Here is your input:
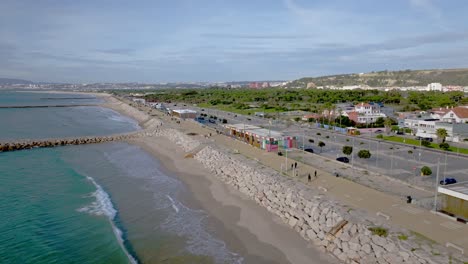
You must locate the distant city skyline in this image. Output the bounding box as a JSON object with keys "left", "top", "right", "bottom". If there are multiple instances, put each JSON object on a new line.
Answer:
{"left": 1, "top": 0, "right": 468, "bottom": 83}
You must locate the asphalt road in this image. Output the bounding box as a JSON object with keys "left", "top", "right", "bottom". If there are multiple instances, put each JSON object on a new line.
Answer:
{"left": 164, "top": 103, "right": 468, "bottom": 188}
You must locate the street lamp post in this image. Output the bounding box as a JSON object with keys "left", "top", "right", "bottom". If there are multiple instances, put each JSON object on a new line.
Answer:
{"left": 433, "top": 158, "right": 441, "bottom": 212}
{"left": 390, "top": 145, "right": 394, "bottom": 175}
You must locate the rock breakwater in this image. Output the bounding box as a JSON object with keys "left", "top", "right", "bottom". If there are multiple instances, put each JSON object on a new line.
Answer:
{"left": 153, "top": 128, "right": 465, "bottom": 264}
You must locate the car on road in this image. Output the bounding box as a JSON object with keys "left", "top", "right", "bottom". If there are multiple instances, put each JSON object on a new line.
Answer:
{"left": 201, "top": 109, "right": 205, "bottom": 111}
{"left": 374, "top": 130, "right": 383, "bottom": 134}
{"left": 208, "top": 119, "right": 216, "bottom": 124}
{"left": 304, "top": 148, "right": 314, "bottom": 153}
{"left": 396, "top": 131, "right": 404, "bottom": 135}
{"left": 440, "top": 178, "right": 457, "bottom": 185}
{"left": 336, "top": 157, "right": 350, "bottom": 163}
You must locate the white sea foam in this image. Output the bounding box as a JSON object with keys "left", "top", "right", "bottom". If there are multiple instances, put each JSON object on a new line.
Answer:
{"left": 78, "top": 176, "right": 138, "bottom": 264}
{"left": 160, "top": 196, "right": 244, "bottom": 264}
{"left": 104, "top": 144, "right": 243, "bottom": 263}
{"left": 166, "top": 195, "right": 180, "bottom": 213}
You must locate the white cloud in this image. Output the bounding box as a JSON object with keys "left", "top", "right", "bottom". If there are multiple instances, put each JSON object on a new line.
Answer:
{"left": 409, "top": 0, "right": 442, "bottom": 21}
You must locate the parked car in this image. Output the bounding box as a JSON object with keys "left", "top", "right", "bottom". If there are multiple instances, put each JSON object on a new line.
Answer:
{"left": 374, "top": 130, "right": 383, "bottom": 134}
{"left": 396, "top": 131, "right": 404, "bottom": 135}
{"left": 201, "top": 109, "right": 205, "bottom": 111}
{"left": 304, "top": 148, "right": 314, "bottom": 153}
{"left": 208, "top": 119, "right": 216, "bottom": 124}
{"left": 440, "top": 178, "right": 457, "bottom": 185}
{"left": 336, "top": 157, "right": 350, "bottom": 163}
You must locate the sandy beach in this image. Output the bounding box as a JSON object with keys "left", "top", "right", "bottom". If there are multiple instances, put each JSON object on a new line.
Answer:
{"left": 94, "top": 94, "right": 336, "bottom": 263}
{"left": 131, "top": 135, "right": 336, "bottom": 264}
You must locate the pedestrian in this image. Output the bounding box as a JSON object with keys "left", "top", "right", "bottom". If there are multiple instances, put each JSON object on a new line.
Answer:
{"left": 314, "top": 170, "right": 317, "bottom": 178}
{"left": 291, "top": 164, "right": 294, "bottom": 170}
{"left": 294, "top": 162, "right": 297, "bottom": 169}
{"left": 308, "top": 174, "right": 311, "bottom": 182}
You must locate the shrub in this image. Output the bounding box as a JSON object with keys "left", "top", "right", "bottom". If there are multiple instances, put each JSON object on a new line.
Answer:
{"left": 342, "top": 146, "right": 353, "bottom": 156}
{"left": 408, "top": 150, "right": 413, "bottom": 154}
{"left": 439, "top": 142, "right": 450, "bottom": 150}
{"left": 316, "top": 132, "right": 321, "bottom": 136}
{"left": 421, "top": 140, "right": 431, "bottom": 147}
{"left": 358, "top": 149, "right": 371, "bottom": 159}
{"left": 368, "top": 227, "right": 388, "bottom": 237}
{"left": 398, "top": 234, "right": 408, "bottom": 240}
{"left": 421, "top": 166, "right": 432, "bottom": 176}
{"left": 308, "top": 139, "right": 314, "bottom": 143}
{"left": 325, "top": 135, "right": 330, "bottom": 139}
{"left": 376, "top": 134, "right": 384, "bottom": 139}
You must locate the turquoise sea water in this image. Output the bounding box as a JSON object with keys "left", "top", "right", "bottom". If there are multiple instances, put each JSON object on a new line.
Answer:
{"left": 0, "top": 91, "right": 243, "bottom": 264}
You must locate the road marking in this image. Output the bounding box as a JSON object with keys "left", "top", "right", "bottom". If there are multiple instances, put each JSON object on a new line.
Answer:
{"left": 344, "top": 194, "right": 351, "bottom": 198}
{"left": 440, "top": 221, "right": 463, "bottom": 230}
{"left": 392, "top": 204, "right": 399, "bottom": 207}
{"left": 356, "top": 198, "right": 363, "bottom": 201}
{"left": 400, "top": 206, "right": 423, "bottom": 215}
{"left": 423, "top": 220, "right": 431, "bottom": 225}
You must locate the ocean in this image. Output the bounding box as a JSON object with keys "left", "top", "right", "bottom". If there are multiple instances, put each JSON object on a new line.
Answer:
{"left": 0, "top": 91, "right": 243, "bottom": 264}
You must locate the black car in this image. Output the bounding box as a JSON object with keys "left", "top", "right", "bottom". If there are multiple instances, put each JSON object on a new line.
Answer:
{"left": 336, "top": 157, "right": 350, "bottom": 163}
{"left": 396, "top": 131, "right": 404, "bottom": 135}
{"left": 304, "top": 148, "right": 314, "bottom": 153}
{"left": 208, "top": 119, "right": 216, "bottom": 124}
{"left": 374, "top": 130, "right": 383, "bottom": 134}
{"left": 440, "top": 178, "right": 457, "bottom": 185}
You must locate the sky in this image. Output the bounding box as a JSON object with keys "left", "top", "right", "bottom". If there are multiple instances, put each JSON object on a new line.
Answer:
{"left": 1, "top": 0, "right": 468, "bottom": 83}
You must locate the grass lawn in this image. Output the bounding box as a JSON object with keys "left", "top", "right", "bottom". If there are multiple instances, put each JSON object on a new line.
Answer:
{"left": 378, "top": 135, "right": 468, "bottom": 154}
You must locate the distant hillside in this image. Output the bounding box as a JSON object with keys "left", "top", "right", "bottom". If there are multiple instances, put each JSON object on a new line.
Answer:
{"left": 0, "top": 78, "right": 33, "bottom": 85}
{"left": 288, "top": 68, "right": 468, "bottom": 88}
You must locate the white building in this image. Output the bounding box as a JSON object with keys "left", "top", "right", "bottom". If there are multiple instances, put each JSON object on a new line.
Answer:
{"left": 354, "top": 103, "right": 382, "bottom": 115}
{"left": 441, "top": 107, "right": 468, "bottom": 123}
{"left": 427, "top": 83, "right": 443, "bottom": 91}
{"left": 132, "top": 98, "right": 146, "bottom": 104}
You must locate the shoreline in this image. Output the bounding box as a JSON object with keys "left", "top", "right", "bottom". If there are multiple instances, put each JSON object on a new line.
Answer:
{"left": 95, "top": 94, "right": 336, "bottom": 263}
{"left": 130, "top": 136, "right": 336, "bottom": 264}
{"left": 95, "top": 93, "right": 467, "bottom": 263}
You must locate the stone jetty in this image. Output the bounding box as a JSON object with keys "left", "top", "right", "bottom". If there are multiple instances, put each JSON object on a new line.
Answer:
{"left": 0, "top": 104, "right": 98, "bottom": 109}
{"left": 0, "top": 129, "right": 159, "bottom": 153}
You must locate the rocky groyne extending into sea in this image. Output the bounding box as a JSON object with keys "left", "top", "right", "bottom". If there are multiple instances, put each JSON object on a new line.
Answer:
{"left": 154, "top": 128, "right": 466, "bottom": 264}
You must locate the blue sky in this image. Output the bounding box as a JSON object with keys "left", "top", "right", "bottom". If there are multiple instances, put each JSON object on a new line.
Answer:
{"left": 1, "top": 0, "right": 468, "bottom": 83}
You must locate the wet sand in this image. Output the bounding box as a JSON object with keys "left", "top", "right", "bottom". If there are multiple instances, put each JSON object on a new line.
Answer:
{"left": 130, "top": 136, "right": 337, "bottom": 264}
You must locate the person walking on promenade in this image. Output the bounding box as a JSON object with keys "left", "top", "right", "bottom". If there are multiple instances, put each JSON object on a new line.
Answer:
{"left": 291, "top": 164, "right": 294, "bottom": 171}
{"left": 308, "top": 174, "right": 311, "bottom": 182}
{"left": 294, "top": 162, "right": 297, "bottom": 169}
{"left": 314, "top": 170, "right": 317, "bottom": 178}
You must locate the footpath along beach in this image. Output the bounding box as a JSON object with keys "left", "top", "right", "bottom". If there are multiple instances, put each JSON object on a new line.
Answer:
{"left": 100, "top": 93, "right": 467, "bottom": 264}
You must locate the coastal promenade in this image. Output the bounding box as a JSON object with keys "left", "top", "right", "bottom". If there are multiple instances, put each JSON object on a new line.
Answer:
{"left": 137, "top": 103, "right": 468, "bottom": 261}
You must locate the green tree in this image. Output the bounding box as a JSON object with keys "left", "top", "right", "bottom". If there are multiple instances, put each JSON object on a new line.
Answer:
{"left": 384, "top": 118, "right": 393, "bottom": 135}
{"left": 420, "top": 166, "right": 432, "bottom": 176}
{"left": 421, "top": 140, "right": 431, "bottom": 147}
{"left": 358, "top": 149, "right": 372, "bottom": 159}
{"left": 439, "top": 142, "right": 450, "bottom": 150}
{"left": 342, "top": 146, "right": 353, "bottom": 156}
{"left": 436, "top": 128, "right": 448, "bottom": 143}
{"left": 318, "top": 141, "right": 326, "bottom": 153}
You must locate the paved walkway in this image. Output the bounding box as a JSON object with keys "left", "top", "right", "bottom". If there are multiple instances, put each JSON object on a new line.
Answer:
{"left": 140, "top": 104, "right": 468, "bottom": 255}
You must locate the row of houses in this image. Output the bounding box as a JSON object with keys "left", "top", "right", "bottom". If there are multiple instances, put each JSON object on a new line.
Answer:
{"left": 400, "top": 106, "right": 468, "bottom": 142}
{"left": 302, "top": 102, "right": 390, "bottom": 125}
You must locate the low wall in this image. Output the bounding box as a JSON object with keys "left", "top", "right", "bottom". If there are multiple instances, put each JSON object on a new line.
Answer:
{"left": 155, "top": 129, "right": 466, "bottom": 264}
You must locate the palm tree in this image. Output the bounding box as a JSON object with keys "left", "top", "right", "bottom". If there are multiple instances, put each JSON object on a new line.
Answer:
{"left": 384, "top": 118, "right": 393, "bottom": 135}
{"left": 436, "top": 128, "right": 448, "bottom": 143}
